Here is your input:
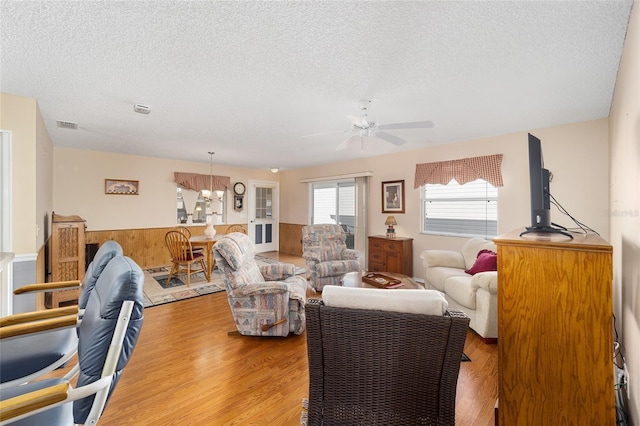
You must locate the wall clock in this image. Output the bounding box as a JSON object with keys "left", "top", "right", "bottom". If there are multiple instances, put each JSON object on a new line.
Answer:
{"left": 233, "top": 182, "right": 246, "bottom": 196}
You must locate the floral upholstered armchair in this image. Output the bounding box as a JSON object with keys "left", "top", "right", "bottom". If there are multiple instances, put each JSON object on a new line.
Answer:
{"left": 301, "top": 224, "right": 361, "bottom": 291}
{"left": 212, "top": 232, "right": 307, "bottom": 337}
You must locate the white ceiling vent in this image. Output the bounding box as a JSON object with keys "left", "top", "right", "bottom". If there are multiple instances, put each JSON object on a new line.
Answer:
{"left": 133, "top": 104, "right": 151, "bottom": 114}
{"left": 56, "top": 120, "right": 78, "bottom": 130}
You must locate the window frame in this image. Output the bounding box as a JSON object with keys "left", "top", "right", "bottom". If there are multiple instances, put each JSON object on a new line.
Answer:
{"left": 420, "top": 178, "right": 498, "bottom": 239}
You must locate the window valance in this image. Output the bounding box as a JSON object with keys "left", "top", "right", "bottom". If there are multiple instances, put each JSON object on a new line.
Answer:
{"left": 414, "top": 154, "right": 504, "bottom": 188}
{"left": 174, "top": 172, "right": 231, "bottom": 192}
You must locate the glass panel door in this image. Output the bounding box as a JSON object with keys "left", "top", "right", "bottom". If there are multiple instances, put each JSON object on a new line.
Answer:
{"left": 311, "top": 180, "right": 356, "bottom": 249}
{"left": 248, "top": 181, "right": 278, "bottom": 252}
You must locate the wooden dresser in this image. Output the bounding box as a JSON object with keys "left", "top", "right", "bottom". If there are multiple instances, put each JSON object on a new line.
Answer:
{"left": 47, "top": 212, "right": 86, "bottom": 308}
{"left": 367, "top": 235, "right": 413, "bottom": 276}
{"left": 494, "top": 228, "right": 614, "bottom": 425}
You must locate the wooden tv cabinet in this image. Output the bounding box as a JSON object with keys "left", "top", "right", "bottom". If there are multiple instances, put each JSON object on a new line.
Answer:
{"left": 494, "top": 229, "right": 614, "bottom": 425}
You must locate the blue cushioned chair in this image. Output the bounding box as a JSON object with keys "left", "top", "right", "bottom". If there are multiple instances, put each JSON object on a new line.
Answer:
{"left": 0, "top": 241, "right": 123, "bottom": 389}
{"left": 0, "top": 255, "right": 144, "bottom": 425}
{"left": 302, "top": 224, "right": 361, "bottom": 291}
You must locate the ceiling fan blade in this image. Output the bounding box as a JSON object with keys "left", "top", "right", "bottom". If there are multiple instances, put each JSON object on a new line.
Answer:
{"left": 336, "top": 135, "right": 360, "bottom": 151}
{"left": 376, "top": 131, "right": 407, "bottom": 146}
{"left": 378, "top": 120, "right": 435, "bottom": 130}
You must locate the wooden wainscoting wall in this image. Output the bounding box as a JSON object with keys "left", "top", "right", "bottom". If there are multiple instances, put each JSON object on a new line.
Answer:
{"left": 86, "top": 225, "right": 221, "bottom": 269}
{"left": 279, "top": 223, "right": 304, "bottom": 256}
{"left": 87, "top": 223, "right": 300, "bottom": 269}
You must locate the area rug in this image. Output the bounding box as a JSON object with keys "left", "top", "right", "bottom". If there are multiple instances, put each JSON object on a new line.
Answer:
{"left": 143, "top": 266, "right": 225, "bottom": 308}
{"left": 144, "top": 257, "right": 305, "bottom": 308}
{"left": 154, "top": 274, "right": 187, "bottom": 289}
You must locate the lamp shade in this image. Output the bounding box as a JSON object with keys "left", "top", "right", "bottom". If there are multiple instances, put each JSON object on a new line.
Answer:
{"left": 385, "top": 216, "right": 397, "bottom": 226}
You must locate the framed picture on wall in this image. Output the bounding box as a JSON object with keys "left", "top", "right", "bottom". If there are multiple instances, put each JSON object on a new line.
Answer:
{"left": 382, "top": 180, "right": 405, "bottom": 213}
{"left": 105, "top": 179, "right": 139, "bottom": 195}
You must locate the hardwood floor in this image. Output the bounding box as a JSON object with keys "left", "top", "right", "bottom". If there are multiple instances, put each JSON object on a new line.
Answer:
{"left": 100, "top": 252, "right": 498, "bottom": 425}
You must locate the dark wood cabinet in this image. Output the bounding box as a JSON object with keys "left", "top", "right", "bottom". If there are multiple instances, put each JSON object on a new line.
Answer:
{"left": 367, "top": 235, "right": 413, "bottom": 276}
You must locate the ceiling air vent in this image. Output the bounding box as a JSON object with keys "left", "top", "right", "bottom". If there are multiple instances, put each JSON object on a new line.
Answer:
{"left": 133, "top": 104, "right": 151, "bottom": 114}
{"left": 56, "top": 120, "right": 78, "bottom": 130}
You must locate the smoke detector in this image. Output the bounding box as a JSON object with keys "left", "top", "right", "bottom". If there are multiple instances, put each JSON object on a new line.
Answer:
{"left": 133, "top": 104, "right": 151, "bottom": 114}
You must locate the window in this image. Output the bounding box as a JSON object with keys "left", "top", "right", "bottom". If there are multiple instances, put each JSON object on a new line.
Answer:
{"left": 421, "top": 178, "right": 497, "bottom": 238}
{"left": 311, "top": 180, "right": 356, "bottom": 249}
{"left": 176, "top": 186, "right": 225, "bottom": 225}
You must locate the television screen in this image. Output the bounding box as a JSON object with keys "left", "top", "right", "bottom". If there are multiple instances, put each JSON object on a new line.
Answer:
{"left": 528, "top": 133, "right": 551, "bottom": 228}
{"left": 521, "top": 133, "right": 572, "bottom": 239}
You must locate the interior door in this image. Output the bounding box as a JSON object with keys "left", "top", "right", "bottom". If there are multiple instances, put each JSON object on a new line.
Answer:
{"left": 1, "top": 130, "right": 13, "bottom": 317}
{"left": 248, "top": 180, "right": 279, "bottom": 253}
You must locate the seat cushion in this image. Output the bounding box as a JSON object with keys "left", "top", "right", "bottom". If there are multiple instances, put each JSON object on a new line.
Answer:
{"left": 316, "top": 260, "right": 360, "bottom": 277}
{"left": 425, "top": 266, "right": 470, "bottom": 292}
{"left": 0, "top": 329, "right": 78, "bottom": 383}
{"left": 322, "top": 286, "right": 448, "bottom": 315}
{"left": 443, "top": 275, "right": 476, "bottom": 309}
{"left": 0, "top": 378, "right": 73, "bottom": 425}
{"left": 187, "top": 252, "right": 205, "bottom": 261}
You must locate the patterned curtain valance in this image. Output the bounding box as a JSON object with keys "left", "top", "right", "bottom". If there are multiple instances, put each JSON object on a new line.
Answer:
{"left": 174, "top": 172, "right": 231, "bottom": 192}
{"left": 414, "top": 154, "right": 504, "bottom": 188}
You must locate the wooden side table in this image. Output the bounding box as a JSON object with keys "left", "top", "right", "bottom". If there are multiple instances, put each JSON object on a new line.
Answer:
{"left": 367, "top": 235, "right": 413, "bottom": 276}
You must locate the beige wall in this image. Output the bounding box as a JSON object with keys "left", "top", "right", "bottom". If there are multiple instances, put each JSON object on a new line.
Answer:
{"left": 53, "top": 147, "right": 280, "bottom": 231}
{"left": 0, "top": 93, "right": 39, "bottom": 254}
{"left": 55, "top": 118, "right": 610, "bottom": 275}
{"left": 35, "top": 98, "right": 53, "bottom": 249}
{"left": 609, "top": 1, "right": 639, "bottom": 422}
{"left": 281, "top": 119, "right": 610, "bottom": 276}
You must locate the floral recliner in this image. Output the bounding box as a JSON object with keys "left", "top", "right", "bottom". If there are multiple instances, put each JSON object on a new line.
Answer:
{"left": 212, "top": 232, "right": 307, "bottom": 337}
{"left": 302, "top": 224, "right": 361, "bottom": 291}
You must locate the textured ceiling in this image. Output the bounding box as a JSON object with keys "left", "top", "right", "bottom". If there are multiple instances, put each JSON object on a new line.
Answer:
{"left": 0, "top": 1, "right": 633, "bottom": 171}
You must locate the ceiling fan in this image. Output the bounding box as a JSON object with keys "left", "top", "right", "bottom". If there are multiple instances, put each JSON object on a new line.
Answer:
{"left": 304, "top": 100, "right": 434, "bottom": 151}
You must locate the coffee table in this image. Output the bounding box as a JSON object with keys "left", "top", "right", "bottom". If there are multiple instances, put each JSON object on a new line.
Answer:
{"left": 342, "top": 271, "right": 424, "bottom": 290}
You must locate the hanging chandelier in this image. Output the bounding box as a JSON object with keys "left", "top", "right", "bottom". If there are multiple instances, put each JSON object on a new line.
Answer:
{"left": 204, "top": 151, "right": 224, "bottom": 202}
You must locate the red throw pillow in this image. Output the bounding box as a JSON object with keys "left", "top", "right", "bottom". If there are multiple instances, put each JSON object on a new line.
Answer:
{"left": 465, "top": 249, "right": 497, "bottom": 275}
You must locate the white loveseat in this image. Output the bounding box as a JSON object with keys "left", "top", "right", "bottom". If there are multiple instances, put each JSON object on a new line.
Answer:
{"left": 420, "top": 238, "right": 498, "bottom": 341}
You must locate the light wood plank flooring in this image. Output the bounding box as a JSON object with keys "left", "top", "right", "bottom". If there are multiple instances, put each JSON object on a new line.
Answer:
{"left": 100, "top": 252, "right": 498, "bottom": 425}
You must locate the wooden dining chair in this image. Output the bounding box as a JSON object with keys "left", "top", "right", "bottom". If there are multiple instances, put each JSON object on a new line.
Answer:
{"left": 173, "top": 226, "right": 203, "bottom": 254}
{"left": 164, "top": 230, "right": 207, "bottom": 286}
{"left": 226, "top": 224, "right": 247, "bottom": 234}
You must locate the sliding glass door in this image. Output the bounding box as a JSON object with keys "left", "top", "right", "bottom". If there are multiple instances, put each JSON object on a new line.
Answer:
{"left": 310, "top": 178, "right": 367, "bottom": 252}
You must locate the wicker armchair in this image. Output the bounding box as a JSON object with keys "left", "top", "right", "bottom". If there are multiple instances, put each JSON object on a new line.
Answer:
{"left": 305, "top": 286, "right": 470, "bottom": 426}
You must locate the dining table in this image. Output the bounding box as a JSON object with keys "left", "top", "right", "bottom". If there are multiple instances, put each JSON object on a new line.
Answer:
{"left": 189, "top": 234, "right": 221, "bottom": 282}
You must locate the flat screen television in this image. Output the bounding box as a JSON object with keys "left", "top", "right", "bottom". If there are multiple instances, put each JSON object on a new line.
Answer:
{"left": 520, "top": 133, "right": 572, "bottom": 239}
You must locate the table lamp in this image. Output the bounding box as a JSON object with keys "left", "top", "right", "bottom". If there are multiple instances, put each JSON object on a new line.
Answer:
{"left": 385, "top": 216, "right": 397, "bottom": 239}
